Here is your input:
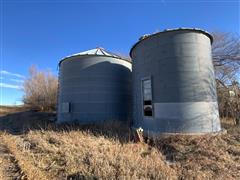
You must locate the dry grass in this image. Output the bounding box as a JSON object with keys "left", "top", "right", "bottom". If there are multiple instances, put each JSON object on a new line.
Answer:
{"left": 0, "top": 107, "right": 239, "bottom": 180}
{"left": 0, "top": 129, "right": 176, "bottom": 180}
{"left": 152, "top": 130, "right": 240, "bottom": 179}
{"left": 0, "top": 139, "right": 26, "bottom": 180}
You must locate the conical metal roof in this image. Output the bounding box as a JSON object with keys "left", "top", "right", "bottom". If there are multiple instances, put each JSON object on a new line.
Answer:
{"left": 59, "top": 47, "right": 131, "bottom": 66}
{"left": 130, "top": 28, "right": 213, "bottom": 58}
{"left": 71, "top": 47, "right": 118, "bottom": 57}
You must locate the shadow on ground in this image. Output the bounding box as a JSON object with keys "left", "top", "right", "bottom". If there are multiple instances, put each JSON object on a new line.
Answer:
{"left": 0, "top": 110, "right": 56, "bottom": 135}
{"left": 0, "top": 109, "right": 131, "bottom": 143}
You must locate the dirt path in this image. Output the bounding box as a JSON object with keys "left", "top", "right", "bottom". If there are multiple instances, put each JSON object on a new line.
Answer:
{"left": 0, "top": 137, "right": 27, "bottom": 180}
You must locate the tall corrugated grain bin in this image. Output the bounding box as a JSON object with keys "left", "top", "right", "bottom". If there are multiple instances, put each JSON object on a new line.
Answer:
{"left": 57, "top": 48, "right": 132, "bottom": 124}
{"left": 130, "top": 28, "right": 221, "bottom": 134}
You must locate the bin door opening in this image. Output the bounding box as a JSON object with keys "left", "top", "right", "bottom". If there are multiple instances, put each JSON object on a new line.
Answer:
{"left": 142, "top": 78, "right": 153, "bottom": 117}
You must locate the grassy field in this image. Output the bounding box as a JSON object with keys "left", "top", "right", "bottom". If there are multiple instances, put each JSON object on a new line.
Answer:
{"left": 0, "top": 106, "right": 239, "bottom": 180}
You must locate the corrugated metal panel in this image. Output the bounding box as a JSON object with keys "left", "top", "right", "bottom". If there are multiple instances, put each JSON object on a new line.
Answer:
{"left": 131, "top": 28, "right": 221, "bottom": 134}
{"left": 57, "top": 50, "right": 132, "bottom": 124}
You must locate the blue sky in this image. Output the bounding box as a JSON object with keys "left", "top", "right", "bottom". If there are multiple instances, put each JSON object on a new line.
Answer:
{"left": 0, "top": 0, "right": 239, "bottom": 105}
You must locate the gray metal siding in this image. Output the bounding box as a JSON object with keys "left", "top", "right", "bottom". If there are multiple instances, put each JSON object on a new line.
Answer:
{"left": 132, "top": 30, "right": 221, "bottom": 134}
{"left": 57, "top": 56, "right": 132, "bottom": 124}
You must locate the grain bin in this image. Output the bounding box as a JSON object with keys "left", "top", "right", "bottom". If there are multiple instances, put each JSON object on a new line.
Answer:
{"left": 130, "top": 28, "right": 221, "bottom": 134}
{"left": 57, "top": 48, "right": 132, "bottom": 124}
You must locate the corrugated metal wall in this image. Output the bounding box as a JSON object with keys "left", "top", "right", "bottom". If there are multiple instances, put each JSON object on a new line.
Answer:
{"left": 57, "top": 55, "right": 132, "bottom": 124}
{"left": 131, "top": 29, "right": 221, "bottom": 134}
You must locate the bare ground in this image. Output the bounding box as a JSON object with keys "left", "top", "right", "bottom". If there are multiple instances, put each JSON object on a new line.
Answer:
{"left": 0, "top": 106, "right": 239, "bottom": 180}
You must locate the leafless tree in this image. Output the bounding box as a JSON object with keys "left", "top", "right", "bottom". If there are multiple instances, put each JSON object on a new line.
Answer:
{"left": 212, "top": 32, "right": 240, "bottom": 124}
{"left": 212, "top": 32, "right": 240, "bottom": 84}
{"left": 23, "top": 65, "right": 58, "bottom": 111}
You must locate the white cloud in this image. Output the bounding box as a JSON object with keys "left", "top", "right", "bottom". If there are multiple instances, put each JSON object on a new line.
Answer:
{"left": 9, "top": 78, "right": 24, "bottom": 83}
{"left": 0, "top": 70, "right": 25, "bottom": 79}
{"left": 0, "top": 83, "right": 23, "bottom": 90}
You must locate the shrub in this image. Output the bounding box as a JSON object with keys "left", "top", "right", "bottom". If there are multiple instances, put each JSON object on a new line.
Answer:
{"left": 23, "top": 65, "right": 58, "bottom": 111}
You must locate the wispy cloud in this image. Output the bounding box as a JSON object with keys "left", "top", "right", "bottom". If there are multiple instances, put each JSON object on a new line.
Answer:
{"left": 0, "top": 70, "right": 25, "bottom": 79}
{"left": 9, "top": 78, "right": 24, "bottom": 83}
{"left": 0, "top": 82, "right": 23, "bottom": 90}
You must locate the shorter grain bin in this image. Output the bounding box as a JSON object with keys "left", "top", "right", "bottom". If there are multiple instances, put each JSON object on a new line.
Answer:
{"left": 130, "top": 28, "right": 221, "bottom": 134}
{"left": 57, "top": 48, "right": 132, "bottom": 124}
